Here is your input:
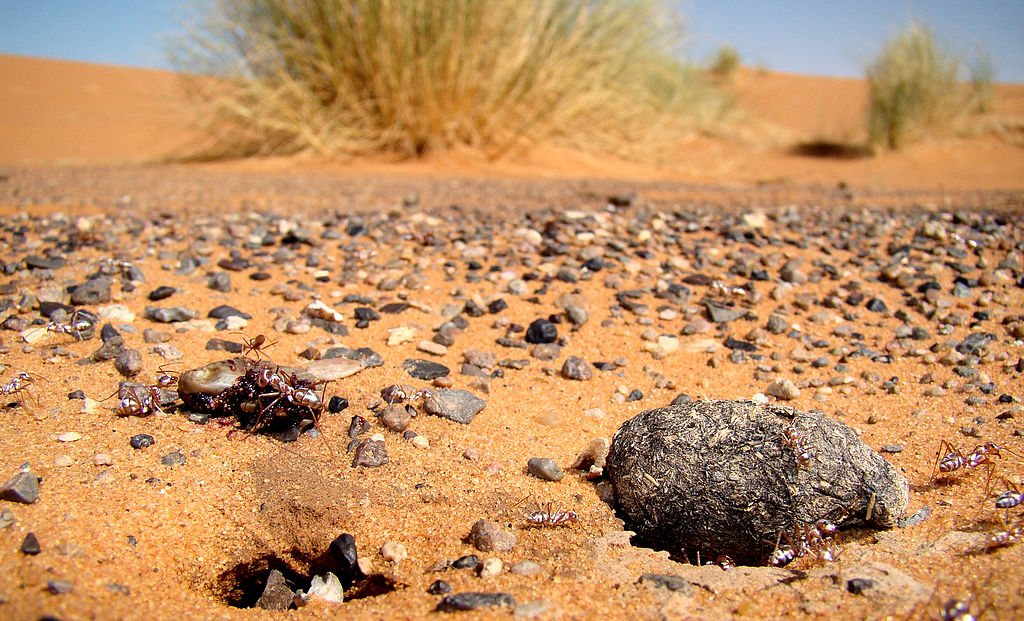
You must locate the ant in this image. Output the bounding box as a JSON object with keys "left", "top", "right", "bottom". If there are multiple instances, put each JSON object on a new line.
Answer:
{"left": 36, "top": 309, "right": 95, "bottom": 342}
{"left": 512, "top": 495, "right": 579, "bottom": 528}
{"left": 765, "top": 519, "right": 840, "bottom": 567}
{"left": 985, "top": 513, "right": 1024, "bottom": 551}
{"left": 112, "top": 384, "right": 164, "bottom": 417}
{"left": 97, "top": 257, "right": 136, "bottom": 280}
{"left": 781, "top": 426, "right": 816, "bottom": 469}
{"left": 0, "top": 371, "right": 46, "bottom": 406}
{"left": 994, "top": 480, "right": 1022, "bottom": 510}
{"left": 154, "top": 362, "right": 180, "bottom": 389}
{"left": 931, "top": 440, "right": 1017, "bottom": 494}
{"left": 380, "top": 384, "right": 439, "bottom": 413}
{"left": 238, "top": 333, "right": 276, "bottom": 361}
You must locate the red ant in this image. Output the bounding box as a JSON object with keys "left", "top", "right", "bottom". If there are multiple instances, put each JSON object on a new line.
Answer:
{"left": 238, "top": 333, "right": 276, "bottom": 361}
{"left": 781, "top": 427, "right": 816, "bottom": 469}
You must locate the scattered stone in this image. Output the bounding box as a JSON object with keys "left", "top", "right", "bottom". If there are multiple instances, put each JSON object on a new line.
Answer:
{"left": 352, "top": 438, "right": 389, "bottom": 468}
{"left": 93, "top": 453, "right": 113, "bottom": 466}
{"left": 130, "top": 434, "right": 155, "bottom": 449}
{"left": 525, "top": 318, "right": 558, "bottom": 344}
{"left": 328, "top": 396, "right": 349, "bottom": 413}
{"left": 403, "top": 359, "right": 450, "bottom": 380}
{"left": 479, "top": 557, "right": 502, "bottom": 578}
{"left": 606, "top": 400, "right": 909, "bottom": 564}
{"left": 207, "top": 271, "right": 231, "bottom": 292}
{"left": 327, "top": 533, "right": 362, "bottom": 588}
{"left": 144, "top": 306, "right": 198, "bottom": 323}
{"left": 510, "top": 561, "right": 541, "bottom": 577}
{"left": 114, "top": 348, "right": 142, "bottom": 377}
{"left": 148, "top": 286, "right": 175, "bottom": 301}
{"left": 47, "top": 579, "right": 74, "bottom": 595}
{"left": 256, "top": 569, "right": 294, "bottom": 610}
{"left": 898, "top": 506, "right": 931, "bottom": 528}
{"left": 767, "top": 378, "right": 801, "bottom": 400}
{"left": 306, "top": 572, "right": 344, "bottom": 604}
{"left": 381, "top": 541, "right": 408, "bottom": 563}
{"left": 422, "top": 389, "right": 486, "bottom": 424}
{"left": 206, "top": 338, "right": 243, "bottom": 353}
{"left": 436, "top": 592, "right": 516, "bottom": 612}
{"left": 306, "top": 357, "right": 364, "bottom": 381}
{"left": 560, "top": 356, "right": 593, "bottom": 381}
{"left": 466, "top": 520, "right": 517, "bottom": 552}
{"left": 452, "top": 555, "right": 480, "bottom": 569}
{"left": 207, "top": 305, "right": 251, "bottom": 320}
{"left": 70, "top": 277, "right": 112, "bottom": 305}
{"left": 527, "top": 457, "right": 563, "bottom": 481}
{"left": 418, "top": 340, "right": 448, "bottom": 356}
{"left": 380, "top": 405, "right": 411, "bottom": 432}
{"left": 429, "top": 580, "right": 453, "bottom": 595}
{"left": 21, "top": 532, "right": 41, "bottom": 555}
{"left": 161, "top": 451, "right": 187, "bottom": 468}
{"left": 57, "top": 432, "right": 82, "bottom": 442}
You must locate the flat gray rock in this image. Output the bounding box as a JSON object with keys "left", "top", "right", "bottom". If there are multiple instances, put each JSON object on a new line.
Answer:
{"left": 606, "top": 400, "right": 909, "bottom": 565}
{"left": 422, "top": 389, "right": 486, "bottom": 424}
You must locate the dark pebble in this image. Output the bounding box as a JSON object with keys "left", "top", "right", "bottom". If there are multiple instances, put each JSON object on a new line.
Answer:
{"left": 428, "top": 580, "right": 453, "bottom": 595}
{"left": 379, "top": 302, "right": 408, "bottom": 314}
{"left": 880, "top": 445, "right": 904, "bottom": 453}
{"left": 90, "top": 339, "right": 124, "bottom": 362}
{"left": 525, "top": 318, "right": 558, "bottom": 344}
{"left": 207, "top": 305, "right": 251, "bottom": 320}
{"left": 144, "top": 306, "right": 197, "bottom": 323}
{"left": 724, "top": 337, "right": 758, "bottom": 352}
{"left": 25, "top": 255, "right": 66, "bottom": 270}
{"left": 527, "top": 457, "right": 564, "bottom": 481}
{"left": 161, "top": 451, "right": 187, "bottom": 468}
{"left": 560, "top": 356, "right": 593, "bottom": 381}
{"left": 67, "top": 390, "right": 85, "bottom": 400}
{"left": 205, "top": 338, "right": 243, "bottom": 353}
{"left": 206, "top": 271, "right": 232, "bottom": 292}
{"left": 352, "top": 438, "right": 389, "bottom": 468}
{"left": 70, "top": 277, "right": 112, "bottom": 305}
{"left": 329, "top": 396, "right": 349, "bottom": 413}
{"left": 0, "top": 471, "right": 40, "bottom": 504}
{"left": 147, "top": 286, "right": 175, "bottom": 301}
{"left": 250, "top": 271, "right": 271, "bottom": 281}
{"left": 452, "top": 554, "right": 480, "bottom": 569}
{"left": 47, "top": 579, "right": 73, "bottom": 595}
{"left": 847, "top": 577, "right": 875, "bottom": 595}
{"left": 403, "top": 359, "right": 450, "bottom": 380}
{"left": 114, "top": 349, "right": 143, "bottom": 378}
{"left": 348, "top": 415, "right": 369, "bottom": 438}
{"left": 671, "top": 393, "right": 691, "bottom": 405}
{"left": 38, "top": 301, "right": 74, "bottom": 319}
{"left": 328, "top": 533, "right": 362, "bottom": 587}
{"left": 354, "top": 307, "right": 381, "bottom": 322}
{"left": 625, "top": 389, "right": 644, "bottom": 402}
{"left": 217, "top": 258, "right": 248, "bottom": 271}
{"left": 21, "top": 532, "right": 40, "bottom": 555}
{"left": 380, "top": 404, "right": 411, "bottom": 432}
{"left": 100, "top": 324, "right": 121, "bottom": 343}
{"left": 593, "top": 362, "right": 616, "bottom": 371}
{"left": 436, "top": 592, "right": 515, "bottom": 612}
{"left": 130, "top": 434, "right": 155, "bottom": 449}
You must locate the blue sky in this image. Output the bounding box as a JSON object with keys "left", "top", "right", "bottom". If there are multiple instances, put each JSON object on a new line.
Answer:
{"left": 1, "top": 0, "right": 1022, "bottom": 82}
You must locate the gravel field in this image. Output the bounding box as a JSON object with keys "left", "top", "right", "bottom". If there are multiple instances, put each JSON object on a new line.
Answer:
{"left": 0, "top": 165, "right": 1023, "bottom": 620}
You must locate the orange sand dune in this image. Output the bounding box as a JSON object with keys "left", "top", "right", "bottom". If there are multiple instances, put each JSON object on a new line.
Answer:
{"left": 1, "top": 54, "right": 1022, "bottom": 191}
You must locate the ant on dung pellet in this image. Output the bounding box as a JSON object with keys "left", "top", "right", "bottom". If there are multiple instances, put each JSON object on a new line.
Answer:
{"left": 781, "top": 426, "right": 817, "bottom": 469}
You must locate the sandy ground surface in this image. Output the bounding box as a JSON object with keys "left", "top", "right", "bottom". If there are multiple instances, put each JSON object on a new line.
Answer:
{"left": 0, "top": 56, "right": 1023, "bottom": 621}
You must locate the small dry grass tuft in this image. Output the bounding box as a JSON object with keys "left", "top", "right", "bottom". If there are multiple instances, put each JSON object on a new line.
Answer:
{"left": 170, "top": 0, "right": 731, "bottom": 162}
{"left": 866, "top": 21, "right": 996, "bottom": 151}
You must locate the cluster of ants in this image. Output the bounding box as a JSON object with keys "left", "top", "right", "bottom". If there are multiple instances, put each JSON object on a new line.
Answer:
{"left": 766, "top": 518, "right": 841, "bottom": 568}
{"left": 930, "top": 439, "right": 1023, "bottom": 553}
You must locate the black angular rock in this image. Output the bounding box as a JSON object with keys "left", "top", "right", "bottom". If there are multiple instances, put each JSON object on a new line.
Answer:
{"left": 130, "top": 434, "right": 155, "bottom": 449}
{"left": 327, "top": 533, "right": 362, "bottom": 587}
{"left": 21, "top": 532, "right": 40, "bottom": 555}
{"left": 147, "top": 286, "right": 176, "bottom": 301}
{"left": 402, "top": 359, "right": 450, "bottom": 380}
{"left": 525, "top": 318, "right": 558, "bottom": 344}
{"left": 428, "top": 580, "right": 453, "bottom": 595}
{"left": 207, "top": 305, "right": 251, "bottom": 320}
{"left": 435, "top": 592, "right": 515, "bottom": 612}
{"left": 328, "top": 396, "right": 349, "bottom": 413}
{"left": 206, "top": 338, "right": 244, "bottom": 353}
{"left": 724, "top": 337, "right": 758, "bottom": 352}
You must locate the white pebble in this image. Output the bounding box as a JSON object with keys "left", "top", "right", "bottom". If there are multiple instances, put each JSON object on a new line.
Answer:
{"left": 93, "top": 454, "right": 113, "bottom": 466}
{"left": 381, "top": 542, "right": 407, "bottom": 563}
{"left": 57, "top": 432, "right": 82, "bottom": 442}
{"left": 411, "top": 435, "right": 429, "bottom": 449}
{"left": 54, "top": 455, "right": 73, "bottom": 467}
{"left": 480, "top": 557, "right": 503, "bottom": 578}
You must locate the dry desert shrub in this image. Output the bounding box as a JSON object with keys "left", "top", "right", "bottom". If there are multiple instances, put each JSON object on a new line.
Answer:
{"left": 866, "top": 21, "right": 995, "bottom": 150}
{"left": 170, "top": 0, "right": 731, "bottom": 162}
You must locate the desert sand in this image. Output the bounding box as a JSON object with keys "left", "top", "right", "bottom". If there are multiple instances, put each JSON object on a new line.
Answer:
{"left": 0, "top": 55, "right": 1023, "bottom": 621}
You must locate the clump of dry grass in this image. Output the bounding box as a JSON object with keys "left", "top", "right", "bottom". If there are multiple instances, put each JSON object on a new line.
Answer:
{"left": 866, "top": 21, "right": 995, "bottom": 150}
{"left": 171, "top": 0, "right": 731, "bottom": 162}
